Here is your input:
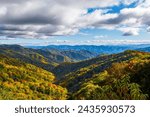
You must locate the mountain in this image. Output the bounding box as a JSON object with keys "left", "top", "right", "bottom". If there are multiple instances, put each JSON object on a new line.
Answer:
{"left": 137, "top": 47, "right": 150, "bottom": 52}
{"left": 0, "top": 45, "right": 96, "bottom": 70}
{"left": 28, "top": 44, "right": 150, "bottom": 54}
{"left": 60, "top": 50, "right": 96, "bottom": 61}
{"left": 53, "top": 50, "right": 150, "bottom": 100}
{"left": 1, "top": 44, "right": 150, "bottom": 100}
{"left": 0, "top": 54, "right": 67, "bottom": 100}
{"left": 53, "top": 50, "right": 139, "bottom": 82}
{"left": 0, "top": 45, "right": 59, "bottom": 71}
{"left": 72, "top": 56, "right": 150, "bottom": 100}
{"left": 0, "top": 45, "right": 88, "bottom": 71}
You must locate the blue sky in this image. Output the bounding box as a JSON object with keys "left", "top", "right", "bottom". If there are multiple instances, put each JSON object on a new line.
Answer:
{"left": 0, "top": 0, "right": 150, "bottom": 45}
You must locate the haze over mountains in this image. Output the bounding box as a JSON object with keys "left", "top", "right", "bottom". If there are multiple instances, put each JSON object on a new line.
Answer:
{"left": 28, "top": 44, "right": 150, "bottom": 54}
{"left": 0, "top": 44, "right": 150, "bottom": 100}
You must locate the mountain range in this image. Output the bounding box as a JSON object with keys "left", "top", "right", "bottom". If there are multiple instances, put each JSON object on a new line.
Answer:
{"left": 0, "top": 44, "right": 150, "bottom": 100}
{"left": 28, "top": 44, "right": 150, "bottom": 54}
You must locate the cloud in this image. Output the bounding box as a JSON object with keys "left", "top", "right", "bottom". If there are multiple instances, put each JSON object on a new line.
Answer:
{"left": 119, "top": 27, "right": 139, "bottom": 36}
{"left": 78, "top": 32, "right": 90, "bottom": 36}
{"left": 120, "top": 0, "right": 144, "bottom": 5}
{"left": 0, "top": 0, "right": 150, "bottom": 39}
{"left": 94, "top": 35, "right": 107, "bottom": 39}
{"left": 85, "top": 1, "right": 150, "bottom": 36}
{"left": 84, "top": 39, "right": 150, "bottom": 45}
{"left": 147, "top": 27, "right": 150, "bottom": 32}
{"left": 85, "top": 39, "right": 150, "bottom": 45}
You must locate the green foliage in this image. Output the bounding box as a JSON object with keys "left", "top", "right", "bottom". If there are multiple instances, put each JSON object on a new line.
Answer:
{"left": 0, "top": 55, "right": 67, "bottom": 100}
{"left": 1, "top": 45, "right": 150, "bottom": 100}
{"left": 72, "top": 69, "right": 148, "bottom": 100}
{"left": 58, "top": 51, "right": 150, "bottom": 100}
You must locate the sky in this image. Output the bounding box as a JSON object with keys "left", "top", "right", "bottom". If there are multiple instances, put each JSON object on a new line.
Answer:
{"left": 0, "top": 0, "right": 150, "bottom": 45}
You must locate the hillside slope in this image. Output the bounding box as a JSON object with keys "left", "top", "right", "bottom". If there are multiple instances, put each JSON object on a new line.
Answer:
{"left": 53, "top": 50, "right": 139, "bottom": 81}
{"left": 72, "top": 55, "right": 150, "bottom": 100}
{"left": 53, "top": 51, "right": 150, "bottom": 100}
{"left": 0, "top": 45, "right": 96, "bottom": 71}
{"left": 0, "top": 45, "right": 73, "bottom": 71}
{"left": 0, "top": 54, "right": 67, "bottom": 100}
{"left": 1, "top": 45, "right": 150, "bottom": 100}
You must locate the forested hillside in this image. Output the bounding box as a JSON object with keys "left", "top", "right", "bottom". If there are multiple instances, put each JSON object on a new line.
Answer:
{"left": 0, "top": 45, "right": 96, "bottom": 70}
{"left": 0, "top": 54, "right": 67, "bottom": 100}
{"left": 54, "top": 50, "right": 150, "bottom": 100}
{"left": 71, "top": 56, "right": 150, "bottom": 99}
{"left": 53, "top": 50, "right": 140, "bottom": 81}
{"left": 0, "top": 45, "right": 150, "bottom": 100}
{"left": 0, "top": 45, "right": 73, "bottom": 71}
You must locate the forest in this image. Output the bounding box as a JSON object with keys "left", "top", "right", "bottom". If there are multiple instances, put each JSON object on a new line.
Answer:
{"left": 0, "top": 45, "right": 150, "bottom": 100}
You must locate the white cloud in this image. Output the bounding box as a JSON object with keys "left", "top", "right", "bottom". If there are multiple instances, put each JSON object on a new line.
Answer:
{"left": 138, "top": 0, "right": 150, "bottom": 7}
{"left": 94, "top": 35, "right": 107, "bottom": 39}
{"left": 121, "top": 0, "right": 139, "bottom": 5}
{"left": 0, "top": 7, "right": 7, "bottom": 16}
{"left": 84, "top": 39, "right": 150, "bottom": 45}
{"left": 119, "top": 27, "right": 140, "bottom": 36}
{"left": 147, "top": 27, "right": 150, "bottom": 32}
{"left": 78, "top": 32, "right": 89, "bottom": 36}
{"left": 0, "top": 0, "right": 150, "bottom": 38}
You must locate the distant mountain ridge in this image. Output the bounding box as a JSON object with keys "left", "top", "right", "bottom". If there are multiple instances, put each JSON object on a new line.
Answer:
{"left": 0, "top": 45, "right": 60, "bottom": 71}
{"left": 28, "top": 44, "right": 150, "bottom": 55}
{"left": 137, "top": 47, "right": 150, "bottom": 52}
{"left": 0, "top": 45, "right": 97, "bottom": 70}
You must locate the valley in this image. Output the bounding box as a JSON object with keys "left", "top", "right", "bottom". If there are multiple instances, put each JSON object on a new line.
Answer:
{"left": 0, "top": 44, "right": 150, "bottom": 100}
